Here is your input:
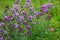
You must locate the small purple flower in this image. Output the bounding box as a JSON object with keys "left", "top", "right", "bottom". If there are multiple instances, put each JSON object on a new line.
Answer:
{"left": 4, "top": 16, "right": 9, "bottom": 21}
{"left": 3, "top": 30, "right": 7, "bottom": 34}
{"left": 0, "top": 30, "right": 6, "bottom": 34}
{"left": 14, "top": 23, "right": 20, "bottom": 28}
{"left": 13, "top": 4, "right": 19, "bottom": 10}
{"left": 26, "top": 2, "right": 31, "bottom": 6}
{"left": 41, "top": 5, "right": 48, "bottom": 13}
{"left": 41, "top": 3, "right": 54, "bottom": 9}
{"left": 9, "top": 16, "right": 14, "bottom": 20}
{"left": 26, "top": 0, "right": 32, "bottom": 7}
{"left": 38, "top": 12, "right": 43, "bottom": 16}
{"left": 20, "top": 11, "right": 27, "bottom": 14}
{"left": 0, "top": 30, "right": 3, "bottom": 33}
{"left": 44, "top": 9, "right": 49, "bottom": 13}
{"left": 0, "top": 22, "right": 5, "bottom": 27}
{"left": 0, "top": 23, "right": 1, "bottom": 27}
{"left": 41, "top": 5, "right": 48, "bottom": 9}
{"left": 29, "top": 7, "right": 34, "bottom": 11}
{"left": 29, "top": 16, "right": 34, "bottom": 20}
{"left": 26, "top": 12, "right": 28, "bottom": 15}
{"left": 14, "top": 12, "right": 19, "bottom": 16}
{"left": 17, "top": 16, "right": 24, "bottom": 22}
{"left": 26, "top": 25, "right": 31, "bottom": 30}
{"left": 17, "top": 18, "right": 22, "bottom": 22}
{"left": 10, "top": 8, "right": 15, "bottom": 14}
{"left": 40, "top": 3, "right": 54, "bottom": 13}
{"left": 45, "top": 3, "right": 54, "bottom": 8}
{"left": 23, "top": 21, "right": 27, "bottom": 25}
{"left": 0, "top": 37, "right": 3, "bottom": 40}
{"left": 34, "top": 11, "right": 38, "bottom": 15}
{"left": 19, "top": 16, "right": 24, "bottom": 20}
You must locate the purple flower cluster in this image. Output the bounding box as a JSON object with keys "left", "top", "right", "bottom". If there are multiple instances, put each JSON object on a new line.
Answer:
{"left": 0, "top": 20, "right": 6, "bottom": 40}
{"left": 0, "top": 0, "right": 54, "bottom": 39}
{"left": 40, "top": 3, "right": 54, "bottom": 13}
{"left": 4, "top": 15, "right": 14, "bottom": 21}
{"left": 0, "top": 30, "right": 6, "bottom": 40}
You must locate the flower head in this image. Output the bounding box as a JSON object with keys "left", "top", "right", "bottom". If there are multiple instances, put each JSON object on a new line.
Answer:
{"left": 26, "top": 25, "right": 31, "bottom": 30}
{"left": 40, "top": 3, "right": 54, "bottom": 13}
{"left": 45, "top": 3, "right": 54, "bottom": 8}
{"left": 29, "top": 6, "right": 34, "bottom": 11}
{"left": 0, "top": 22, "right": 5, "bottom": 27}
{"left": 23, "top": 21, "right": 27, "bottom": 25}
{"left": 10, "top": 8, "right": 15, "bottom": 14}
{"left": 14, "top": 23, "right": 20, "bottom": 28}
{"left": 13, "top": 4, "right": 19, "bottom": 10}
{"left": 34, "top": 11, "right": 38, "bottom": 15}
{"left": 38, "top": 12, "right": 43, "bottom": 16}
{"left": 20, "top": 11, "right": 27, "bottom": 14}
{"left": 0, "top": 37, "right": 3, "bottom": 40}
{"left": 19, "top": 16, "right": 24, "bottom": 20}
{"left": 4, "top": 16, "right": 9, "bottom": 21}
{"left": 14, "top": 12, "right": 19, "bottom": 16}
{"left": 0, "top": 30, "right": 6, "bottom": 34}
{"left": 29, "top": 16, "right": 34, "bottom": 20}
{"left": 26, "top": 0, "right": 32, "bottom": 7}
{"left": 17, "top": 16, "right": 24, "bottom": 22}
{"left": 9, "top": 16, "right": 14, "bottom": 20}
